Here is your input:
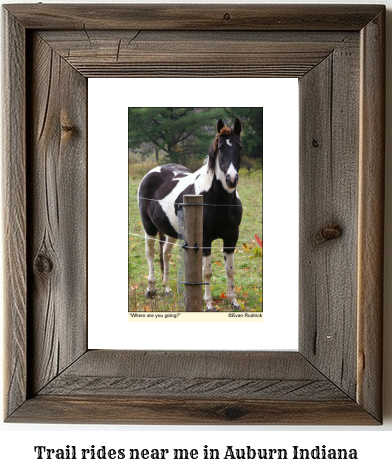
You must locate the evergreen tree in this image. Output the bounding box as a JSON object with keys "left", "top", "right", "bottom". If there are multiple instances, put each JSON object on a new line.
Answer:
{"left": 128, "top": 107, "right": 224, "bottom": 165}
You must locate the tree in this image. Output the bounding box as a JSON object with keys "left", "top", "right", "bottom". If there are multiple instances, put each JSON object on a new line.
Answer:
{"left": 128, "top": 107, "right": 224, "bottom": 165}
{"left": 225, "top": 107, "right": 263, "bottom": 165}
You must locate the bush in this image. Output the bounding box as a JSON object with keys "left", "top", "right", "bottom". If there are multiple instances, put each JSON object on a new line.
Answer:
{"left": 241, "top": 156, "right": 263, "bottom": 171}
{"left": 239, "top": 168, "right": 263, "bottom": 181}
{"left": 184, "top": 156, "right": 207, "bottom": 172}
{"left": 129, "top": 161, "right": 159, "bottom": 180}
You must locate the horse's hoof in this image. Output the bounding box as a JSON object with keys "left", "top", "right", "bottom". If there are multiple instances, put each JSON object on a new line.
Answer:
{"left": 231, "top": 301, "right": 241, "bottom": 310}
{"left": 145, "top": 289, "right": 156, "bottom": 298}
{"left": 164, "top": 290, "right": 172, "bottom": 298}
{"left": 205, "top": 305, "right": 217, "bottom": 312}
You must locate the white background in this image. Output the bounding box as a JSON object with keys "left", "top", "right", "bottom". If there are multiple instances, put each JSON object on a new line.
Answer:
{"left": 88, "top": 77, "right": 299, "bottom": 350}
{"left": 1, "top": 0, "right": 391, "bottom": 472}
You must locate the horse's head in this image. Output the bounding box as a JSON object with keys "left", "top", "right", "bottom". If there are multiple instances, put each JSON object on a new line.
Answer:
{"left": 209, "top": 118, "right": 242, "bottom": 192}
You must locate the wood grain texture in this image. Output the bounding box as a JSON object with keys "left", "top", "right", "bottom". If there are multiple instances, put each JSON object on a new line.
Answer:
{"left": 299, "top": 40, "right": 360, "bottom": 399}
{"left": 11, "top": 351, "right": 380, "bottom": 424}
{"left": 52, "top": 350, "right": 321, "bottom": 379}
{"left": 357, "top": 9, "right": 385, "bottom": 423}
{"left": 2, "top": 9, "right": 27, "bottom": 419}
{"left": 39, "top": 377, "right": 346, "bottom": 401}
{"left": 37, "top": 351, "right": 346, "bottom": 400}
{"left": 27, "top": 33, "right": 87, "bottom": 395}
{"left": 9, "top": 396, "right": 379, "bottom": 425}
{"left": 38, "top": 30, "right": 358, "bottom": 78}
{"left": 183, "top": 195, "right": 203, "bottom": 311}
{"left": 4, "top": 4, "right": 384, "bottom": 31}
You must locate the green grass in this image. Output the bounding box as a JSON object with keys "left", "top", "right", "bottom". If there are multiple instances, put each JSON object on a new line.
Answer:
{"left": 128, "top": 164, "right": 263, "bottom": 312}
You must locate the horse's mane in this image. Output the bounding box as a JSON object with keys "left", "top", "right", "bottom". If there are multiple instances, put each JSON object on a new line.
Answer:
{"left": 207, "top": 126, "right": 234, "bottom": 171}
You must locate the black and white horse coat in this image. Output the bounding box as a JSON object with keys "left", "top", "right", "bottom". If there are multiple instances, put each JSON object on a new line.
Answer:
{"left": 138, "top": 118, "right": 243, "bottom": 311}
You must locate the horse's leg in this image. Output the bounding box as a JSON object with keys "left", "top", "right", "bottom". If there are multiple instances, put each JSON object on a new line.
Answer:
{"left": 223, "top": 229, "right": 240, "bottom": 309}
{"left": 223, "top": 250, "right": 240, "bottom": 309}
{"left": 202, "top": 251, "right": 216, "bottom": 311}
{"left": 162, "top": 235, "right": 177, "bottom": 296}
{"left": 145, "top": 232, "right": 157, "bottom": 298}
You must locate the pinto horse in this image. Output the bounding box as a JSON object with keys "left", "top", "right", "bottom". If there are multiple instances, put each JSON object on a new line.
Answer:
{"left": 137, "top": 118, "right": 243, "bottom": 311}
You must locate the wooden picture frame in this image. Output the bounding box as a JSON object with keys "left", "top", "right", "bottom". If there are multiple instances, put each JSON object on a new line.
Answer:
{"left": 3, "top": 4, "right": 385, "bottom": 424}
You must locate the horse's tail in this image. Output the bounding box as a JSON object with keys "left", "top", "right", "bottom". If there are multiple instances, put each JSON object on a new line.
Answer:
{"left": 158, "top": 230, "right": 165, "bottom": 277}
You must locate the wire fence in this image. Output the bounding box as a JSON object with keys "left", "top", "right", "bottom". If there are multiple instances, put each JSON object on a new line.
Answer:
{"left": 129, "top": 194, "right": 261, "bottom": 250}
{"left": 128, "top": 186, "right": 263, "bottom": 312}
{"left": 129, "top": 231, "right": 242, "bottom": 250}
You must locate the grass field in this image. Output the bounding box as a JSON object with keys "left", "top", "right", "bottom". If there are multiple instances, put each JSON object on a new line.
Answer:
{"left": 128, "top": 163, "right": 263, "bottom": 312}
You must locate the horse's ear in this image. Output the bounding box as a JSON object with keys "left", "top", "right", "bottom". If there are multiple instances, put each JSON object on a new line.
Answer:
{"left": 217, "top": 119, "right": 225, "bottom": 134}
{"left": 234, "top": 118, "right": 241, "bottom": 135}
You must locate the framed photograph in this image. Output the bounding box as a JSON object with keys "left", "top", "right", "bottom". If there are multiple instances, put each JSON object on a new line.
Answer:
{"left": 3, "top": 4, "right": 385, "bottom": 424}
{"left": 127, "top": 106, "right": 264, "bottom": 319}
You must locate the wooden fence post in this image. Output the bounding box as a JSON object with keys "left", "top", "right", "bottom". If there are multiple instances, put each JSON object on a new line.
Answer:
{"left": 183, "top": 194, "right": 203, "bottom": 311}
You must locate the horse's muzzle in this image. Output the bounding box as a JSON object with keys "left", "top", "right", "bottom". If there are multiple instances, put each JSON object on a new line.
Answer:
{"left": 226, "top": 173, "right": 239, "bottom": 188}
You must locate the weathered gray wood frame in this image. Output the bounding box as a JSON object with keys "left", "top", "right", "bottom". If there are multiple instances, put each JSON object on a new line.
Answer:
{"left": 3, "top": 4, "right": 385, "bottom": 424}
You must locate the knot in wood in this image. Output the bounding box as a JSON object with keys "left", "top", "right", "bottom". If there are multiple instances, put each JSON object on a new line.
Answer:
{"left": 316, "top": 225, "right": 342, "bottom": 244}
{"left": 312, "top": 139, "right": 319, "bottom": 148}
{"left": 61, "top": 124, "right": 77, "bottom": 134}
{"left": 223, "top": 12, "right": 231, "bottom": 21}
{"left": 34, "top": 252, "right": 53, "bottom": 274}
{"left": 223, "top": 405, "right": 244, "bottom": 420}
